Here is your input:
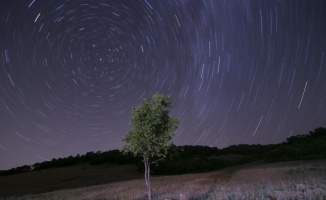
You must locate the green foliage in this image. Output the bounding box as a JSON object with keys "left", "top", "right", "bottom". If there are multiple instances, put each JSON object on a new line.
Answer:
{"left": 122, "top": 93, "right": 179, "bottom": 200}
{"left": 122, "top": 93, "right": 178, "bottom": 159}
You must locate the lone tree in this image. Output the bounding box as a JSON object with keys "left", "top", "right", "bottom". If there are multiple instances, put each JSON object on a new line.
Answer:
{"left": 122, "top": 93, "right": 178, "bottom": 200}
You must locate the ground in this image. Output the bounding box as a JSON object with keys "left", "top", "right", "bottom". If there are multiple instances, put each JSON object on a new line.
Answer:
{"left": 1, "top": 160, "right": 326, "bottom": 199}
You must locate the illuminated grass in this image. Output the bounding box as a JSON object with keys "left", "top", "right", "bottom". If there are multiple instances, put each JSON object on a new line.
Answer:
{"left": 2, "top": 160, "right": 326, "bottom": 200}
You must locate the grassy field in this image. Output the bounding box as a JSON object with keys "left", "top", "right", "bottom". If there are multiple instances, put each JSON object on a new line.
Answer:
{"left": 0, "top": 164, "right": 142, "bottom": 198}
{"left": 1, "top": 160, "right": 326, "bottom": 200}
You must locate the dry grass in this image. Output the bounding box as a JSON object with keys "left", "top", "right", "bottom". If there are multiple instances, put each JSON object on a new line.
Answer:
{"left": 2, "top": 160, "right": 326, "bottom": 200}
{"left": 0, "top": 164, "right": 142, "bottom": 197}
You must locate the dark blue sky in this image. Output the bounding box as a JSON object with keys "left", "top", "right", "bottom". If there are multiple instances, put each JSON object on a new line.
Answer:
{"left": 1, "top": 0, "right": 326, "bottom": 170}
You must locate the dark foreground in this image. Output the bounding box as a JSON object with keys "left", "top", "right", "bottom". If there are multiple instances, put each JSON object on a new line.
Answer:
{"left": 0, "top": 164, "right": 142, "bottom": 197}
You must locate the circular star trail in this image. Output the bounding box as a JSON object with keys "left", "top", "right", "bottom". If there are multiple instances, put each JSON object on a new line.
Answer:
{"left": 1, "top": 0, "right": 326, "bottom": 169}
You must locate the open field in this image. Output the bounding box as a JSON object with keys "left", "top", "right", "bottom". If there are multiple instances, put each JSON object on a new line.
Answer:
{"left": 0, "top": 164, "right": 142, "bottom": 198}
{"left": 1, "top": 160, "right": 326, "bottom": 199}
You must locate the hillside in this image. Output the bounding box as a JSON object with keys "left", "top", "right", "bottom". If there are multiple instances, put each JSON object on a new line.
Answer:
{"left": 1, "top": 127, "right": 325, "bottom": 177}
{"left": 1, "top": 160, "right": 326, "bottom": 199}
{"left": 0, "top": 164, "right": 142, "bottom": 197}
{"left": 0, "top": 127, "right": 325, "bottom": 198}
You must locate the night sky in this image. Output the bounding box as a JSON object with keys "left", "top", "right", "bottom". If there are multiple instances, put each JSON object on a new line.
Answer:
{"left": 1, "top": 0, "right": 326, "bottom": 170}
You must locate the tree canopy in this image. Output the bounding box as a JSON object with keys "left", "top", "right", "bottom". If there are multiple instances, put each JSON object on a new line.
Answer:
{"left": 122, "top": 93, "right": 178, "bottom": 159}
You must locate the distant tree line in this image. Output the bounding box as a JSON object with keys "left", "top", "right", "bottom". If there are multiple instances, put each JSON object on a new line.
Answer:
{"left": 1, "top": 127, "right": 325, "bottom": 176}
{"left": 265, "top": 127, "right": 326, "bottom": 162}
{"left": 0, "top": 150, "right": 141, "bottom": 176}
{"left": 148, "top": 143, "right": 281, "bottom": 175}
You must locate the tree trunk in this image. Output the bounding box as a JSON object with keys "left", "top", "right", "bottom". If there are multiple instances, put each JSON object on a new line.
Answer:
{"left": 144, "top": 157, "right": 152, "bottom": 200}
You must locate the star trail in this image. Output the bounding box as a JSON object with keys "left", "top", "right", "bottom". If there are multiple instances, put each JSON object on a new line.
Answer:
{"left": 1, "top": 0, "right": 326, "bottom": 170}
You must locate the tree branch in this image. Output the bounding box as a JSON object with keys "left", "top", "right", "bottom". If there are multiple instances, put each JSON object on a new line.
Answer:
{"left": 151, "top": 156, "right": 166, "bottom": 165}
